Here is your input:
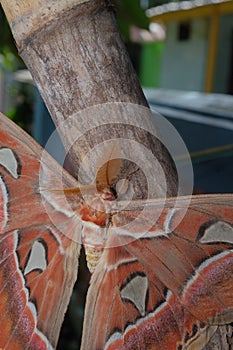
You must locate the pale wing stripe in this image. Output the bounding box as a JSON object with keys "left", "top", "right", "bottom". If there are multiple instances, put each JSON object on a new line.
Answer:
{"left": 4, "top": 231, "right": 53, "bottom": 349}
{"left": 182, "top": 250, "right": 233, "bottom": 298}
{"left": 0, "top": 174, "right": 8, "bottom": 229}
{"left": 105, "top": 290, "right": 173, "bottom": 349}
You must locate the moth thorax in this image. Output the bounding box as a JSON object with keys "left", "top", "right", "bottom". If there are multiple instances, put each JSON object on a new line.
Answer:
{"left": 85, "top": 245, "right": 103, "bottom": 273}
{"left": 80, "top": 197, "right": 110, "bottom": 227}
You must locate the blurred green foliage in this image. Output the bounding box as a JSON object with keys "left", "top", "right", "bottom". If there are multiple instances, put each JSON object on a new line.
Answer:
{"left": 0, "top": 8, "right": 24, "bottom": 70}
{"left": 6, "top": 83, "right": 34, "bottom": 130}
{"left": 0, "top": 6, "right": 33, "bottom": 129}
{"left": 113, "top": 0, "right": 150, "bottom": 40}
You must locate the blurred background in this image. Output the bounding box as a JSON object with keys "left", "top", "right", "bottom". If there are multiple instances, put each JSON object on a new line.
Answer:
{"left": 0, "top": 1, "right": 233, "bottom": 348}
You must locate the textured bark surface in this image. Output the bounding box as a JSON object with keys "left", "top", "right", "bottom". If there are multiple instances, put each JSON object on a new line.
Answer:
{"left": 205, "top": 325, "right": 233, "bottom": 350}
{"left": 1, "top": 0, "right": 177, "bottom": 198}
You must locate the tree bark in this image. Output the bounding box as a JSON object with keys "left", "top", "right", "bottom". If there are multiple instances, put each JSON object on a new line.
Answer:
{"left": 0, "top": 0, "right": 177, "bottom": 199}
{"left": 1, "top": 1, "right": 229, "bottom": 349}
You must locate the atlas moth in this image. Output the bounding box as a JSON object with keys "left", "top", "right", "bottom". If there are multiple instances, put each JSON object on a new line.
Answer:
{"left": 0, "top": 111, "right": 233, "bottom": 349}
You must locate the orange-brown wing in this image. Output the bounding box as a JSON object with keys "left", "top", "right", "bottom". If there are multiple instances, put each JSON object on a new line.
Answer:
{"left": 0, "top": 112, "right": 81, "bottom": 349}
{"left": 81, "top": 194, "right": 233, "bottom": 350}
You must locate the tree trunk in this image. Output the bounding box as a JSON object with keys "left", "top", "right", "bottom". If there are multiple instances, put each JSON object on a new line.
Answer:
{"left": 1, "top": 0, "right": 177, "bottom": 199}
{"left": 1, "top": 0, "right": 230, "bottom": 349}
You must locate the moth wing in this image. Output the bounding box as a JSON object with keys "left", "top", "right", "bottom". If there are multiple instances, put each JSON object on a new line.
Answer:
{"left": 0, "top": 112, "right": 81, "bottom": 349}
{"left": 81, "top": 194, "right": 233, "bottom": 349}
